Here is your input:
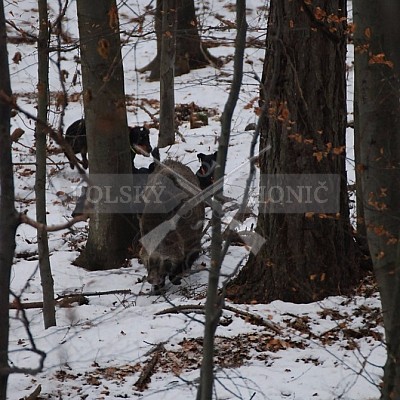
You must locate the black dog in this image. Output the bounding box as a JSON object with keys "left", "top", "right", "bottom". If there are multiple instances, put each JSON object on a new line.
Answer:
{"left": 64, "top": 119, "right": 87, "bottom": 169}
{"left": 64, "top": 119, "right": 152, "bottom": 169}
{"left": 129, "top": 126, "right": 152, "bottom": 160}
{"left": 196, "top": 151, "right": 218, "bottom": 190}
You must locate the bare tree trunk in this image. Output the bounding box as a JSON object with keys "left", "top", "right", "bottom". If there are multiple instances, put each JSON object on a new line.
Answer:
{"left": 0, "top": 1, "right": 17, "bottom": 397}
{"left": 227, "top": 0, "right": 360, "bottom": 304}
{"left": 141, "top": 0, "right": 219, "bottom": 81}
{"left": 35, "top": 0, "right": 56, "bottom": 329}
{"left": 75, "top": 0, "right": 137, "bottom": 270}
{"left": 196, "top": 1, "right": 247, "bottom": 399}
{"left": 352, "top": 8, "right": 372, "bottom": 273}
{"left": 158, "top": 0, "right": 176, "bottom": 148}
{"left": 353, "top": 75, "right": 367, "bottom": 240}
{"left": 354, "top": 1, "right": 400, "bottom": 398}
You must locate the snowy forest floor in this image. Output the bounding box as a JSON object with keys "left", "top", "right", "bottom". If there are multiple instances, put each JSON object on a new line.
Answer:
{"left": 6, "top": 1, "right": 383, "bottom": 399}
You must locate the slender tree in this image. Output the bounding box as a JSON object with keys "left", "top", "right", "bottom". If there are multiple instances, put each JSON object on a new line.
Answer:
{"left": 353, "top": 1, "right": 400, "bottom": 398}
{"left": 197, "top": 3, "right": 247, "bottom": 398}
{"left": 227, "top": 0, "right": 360, "bottom": 303}
{"left": 75, "top": 0, "right": 137, "bottom": 270}
{"left": 35, "top": 0, "right": 56, "bottom": 328}
{"left": 0, "top": 1, "right": 17, "bottom": 397}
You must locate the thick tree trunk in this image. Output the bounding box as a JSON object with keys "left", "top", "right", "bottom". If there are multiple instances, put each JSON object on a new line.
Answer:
{"left": 141, "top": 0, "right": 219, "bottom": 81}
{"left": 227, "top": 0, "right": 359, "bottom": 304}
{"left": 353, "top": 1, "right": 400, "bottom": 398}
{"left": 353, "top": 73, "right": 367, "bottom": 240}
{"left": 76, "top": 0, "right": 137, "bottom": 270}
{"left": 36, "top": 0, "right": 56, "bottom": 328}
{"left": 158, "top": 0, "right": 176, "bottom": 148}
{"left": 0, "top": 1, "right": 17, "bottom": 397}
{"left": 353, "top": 6, "right": 372, "bottom": 273}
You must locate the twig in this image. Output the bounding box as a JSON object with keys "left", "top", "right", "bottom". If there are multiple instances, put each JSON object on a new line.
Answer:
{"left": 25, "top": 384, "right": 41, "bottom": 400}
{"left": 12, "top": 140, "right": 65, "bottom": 169}
{"left": 5, "top": 19, "right": 38, "bottom": 42}
{"left": 223, "top": 304, "right": 281, "bottom": 334}
{"left": 19, "top": 212, "right": 89, "bottom": 232}
{"left": 13, "top": 161, "right": 69, "bottom": 166}
{"left": 155, "top": 304, "right": 205, "bottom": 315}
{"left": 175, "top": 128, "right": 186, "bottom": 142}
{"left": 10, "top": 290, "right": 132, "bottom": 309}
{"left": 155, "top": 304, "right": 281, "bottom": 334}
{"left": 0, "top": 90, "right": 88, "bottom": 176}
{"left": 9, "top": 301, "right": 44, "bottom": 310}
{"left": 56, "top": 289, "right": 132, "bottom": 298}
{"left": 3, "top": 292, "right": 46, "bottom": 375}
{"left": 134, "top": 343, "right": 164, "bottom": 391}
{"left": 136, "top": 103, "right": 159, "bottom": 125}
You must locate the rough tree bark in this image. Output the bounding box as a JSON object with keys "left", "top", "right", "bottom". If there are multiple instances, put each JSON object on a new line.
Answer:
{"left": 75, "top": 0, "right": 137, "bottom": 270}
{"left": 0, "top": 1, "right": 18, "bottom": 397}
{"left": 158, "top": 0, "right": 176, "bottom": 148}
{"left": 353, "top": 70, "right": 367, "bottom": 241}
{"left": 35, "top": 0, "right": 56, "bottom": 328}
{"left": 227, "top": 0, "right": 360, "bottom": 304}
{"left": 139, "top": 0, "right": 219, "bottom": 81}
{"left": 353, "top": 1, "right": 400, "bottom": 398}
{"left": 353, "top": 6, "right": 371, "bottom": 271}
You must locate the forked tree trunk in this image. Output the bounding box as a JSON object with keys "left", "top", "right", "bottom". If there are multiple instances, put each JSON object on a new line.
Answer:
{"left": 140, "top": 0, "right": 219, "bottom": 81}
{"left": 353, "top": 1, "right": 400, "bottom": 398}
{"left": 0, "top": 1, "right": 17, "bottom": 397}
{"left": 75, "top": 0, "right": 138, "bottom": 270}
{"left": 227, "top": 0, "right": 359, "bottom": 304}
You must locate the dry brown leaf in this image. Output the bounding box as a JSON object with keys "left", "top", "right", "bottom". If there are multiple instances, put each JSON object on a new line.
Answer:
{"left": 314, "top": 7, "right": 327, "bottom": 20}
{"left": 10, "top": 128, "right": 24, "bottom": 142}
{"left": 12, "top": 51, "right": 22, "bottom": 64}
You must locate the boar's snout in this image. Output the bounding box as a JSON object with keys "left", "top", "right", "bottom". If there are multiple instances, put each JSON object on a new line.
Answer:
{"left": 147, "top": 270, "right": 164, "bottom": 286}
{"left": 146, "top": 257, "right": 172, "bottom": 286}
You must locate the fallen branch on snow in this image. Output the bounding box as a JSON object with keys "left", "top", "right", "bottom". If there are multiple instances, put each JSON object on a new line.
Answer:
{"left": 24, "top": 384, "right": 41, "bottom": 400}
{"left": 9, "top": 289, "right": 132, "bottom": 309}
{"left": 134, "top": 343, "right": 164, "bottom": 391}
{"left": 155, "top": 304, "right": 281, "bottom": 334}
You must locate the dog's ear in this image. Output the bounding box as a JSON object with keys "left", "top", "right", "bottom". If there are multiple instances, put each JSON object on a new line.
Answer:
{"left": 197, "top": 153, "right": 206, "bottom": 162}
{"left": 213, "top": 151, "right": 218, "bottom": 158}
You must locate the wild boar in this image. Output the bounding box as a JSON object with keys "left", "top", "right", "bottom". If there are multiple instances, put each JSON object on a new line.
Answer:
{"left": 139, "top": 160, "right": 205, "bottom": 293}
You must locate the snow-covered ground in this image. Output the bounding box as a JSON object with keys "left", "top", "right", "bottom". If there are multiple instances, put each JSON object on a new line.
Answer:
{"left": 6, "top": 1, "right": 384, "bottom": 399}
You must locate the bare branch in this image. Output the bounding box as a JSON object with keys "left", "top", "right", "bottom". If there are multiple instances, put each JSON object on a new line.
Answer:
{"left": 134, "top": 343, "right": 164, "bottom": 391}
{"left": 155, "top": 303, "right": 281, "bottom": 334}
{"left": 19, "top": 212, "right": 89, "bottom": 232}
{"left": 5, "top": 19, "right": 38, "bottom": 42}
{"left": 3, "top": 293, "right": 46, "bottom": 376}
{"left": 0, "top": 90, "right": 88, "bottom": 177}
{"left": 56, "top": 289, "right": 132, "bottom": 298}
{"left": 25, "top": 385, "right": 41, "bottom": 400}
